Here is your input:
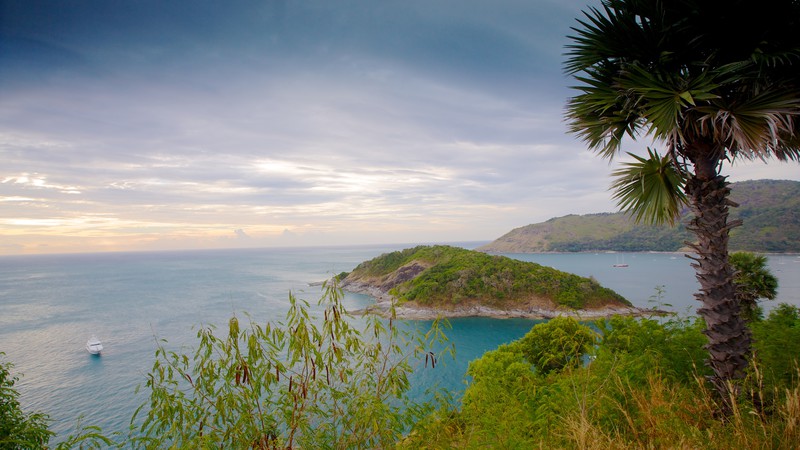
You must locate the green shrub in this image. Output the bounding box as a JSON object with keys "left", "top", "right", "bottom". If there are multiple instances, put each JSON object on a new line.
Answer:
{"left": 595, "top": 315, "right": 709, "bottom": 384}
{"left": 519, "top": 316, "right": 597, "bottom": 375}
{"left": 0, "top": 354, "right": 53, "bottom": 449}
{"left": 750, "top": 304, "right": 800, "bottom": 402}
{"left": 132, "top": 281, "right": 451, "bottom": 449}
{"left": 403, "top": 310, "right": 800, "bottom": 449}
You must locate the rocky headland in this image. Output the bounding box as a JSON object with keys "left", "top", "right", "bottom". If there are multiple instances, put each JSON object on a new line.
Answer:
{"left": 342, "top": 279, "right": 653, "bottom": 320}
{"left": 338, "top": 245, "right": 662, "bottom": 320}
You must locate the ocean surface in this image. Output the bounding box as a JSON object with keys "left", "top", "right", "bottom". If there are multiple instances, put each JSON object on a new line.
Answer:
{"left": 1, "top": 244, "right": 799, "bottom": 442}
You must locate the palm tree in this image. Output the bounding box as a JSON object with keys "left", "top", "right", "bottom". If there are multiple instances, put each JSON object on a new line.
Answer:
{"left": 564, "top": 0, "right": 800, "bottom": 411}
{"left": 729, "top": 252, "right": 778, "bottom": 322}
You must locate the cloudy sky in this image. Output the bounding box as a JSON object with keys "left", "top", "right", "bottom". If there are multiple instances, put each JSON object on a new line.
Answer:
{"left": 1, "top": 0, "right": 797, "bottom": 255}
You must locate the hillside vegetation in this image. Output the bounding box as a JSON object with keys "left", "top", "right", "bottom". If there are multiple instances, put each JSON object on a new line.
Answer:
{"left": 401, "top": 306, "right": 800, "bottom": 449}
{"left": 479, "top": 179, "right": 800, "bottom": 253}
{"left": 341, "top": 245, "right": 630, "bottom": 310}
{"left": 6, "top": 284, "right": 798, "bottom": 449}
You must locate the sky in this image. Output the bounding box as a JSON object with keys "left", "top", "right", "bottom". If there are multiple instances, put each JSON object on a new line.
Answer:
{"left": 1, "top": 0, "right": 798, "bottom": 255}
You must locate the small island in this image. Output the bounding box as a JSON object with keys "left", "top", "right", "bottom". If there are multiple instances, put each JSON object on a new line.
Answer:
{"left": 339, "top": 245, "right": 653, "bottom": 320}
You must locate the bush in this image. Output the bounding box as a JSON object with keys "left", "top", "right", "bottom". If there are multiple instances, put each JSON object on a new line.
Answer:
{"left": 519, "top": 316, "right": 597, "bottom": 375}
{"left": 402, "top": 311, "right": 800, "bottom": 449}
{"left": 595, "top": 315, "right": 709, "bottom": 384}
{"left": 0, "top": 354, "right": 53, "bottom": 449}
{"left": 750, "top": 304, "right": 800, "bottom": 408}
{"left": 132, "top": 281, "right": 451, "bottom": 449}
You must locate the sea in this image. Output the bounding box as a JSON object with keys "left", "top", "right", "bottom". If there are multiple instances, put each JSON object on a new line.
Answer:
{"left": 2, "top": 243, "right": 800, "bottom": 443}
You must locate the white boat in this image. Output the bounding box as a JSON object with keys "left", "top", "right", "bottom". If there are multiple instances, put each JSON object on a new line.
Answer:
{"left": 86, "top": 335, "right": 103, "bottom": 355}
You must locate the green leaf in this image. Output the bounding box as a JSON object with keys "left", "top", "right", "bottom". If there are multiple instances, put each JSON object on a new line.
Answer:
{"left": 610, "top": 148, "right": 688, "bottom": 226}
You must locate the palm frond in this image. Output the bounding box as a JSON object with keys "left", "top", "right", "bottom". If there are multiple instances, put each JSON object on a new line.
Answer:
{"left": 565, "top": 0, "right": 800, "bottom": 167}
{"left": 695, "top": 89, "right": 800, "bottom": 159}
{"left": 565, "top": 62, "right": 647, "bottom": 158}
{"left": 617, "top": 65, "right": 721, "bottom": 147}
{"left": 564, "top": 3, "right": 630, "bottom": 75}
{"left": 610, "top": 148, "right": 688, "bottom": 226}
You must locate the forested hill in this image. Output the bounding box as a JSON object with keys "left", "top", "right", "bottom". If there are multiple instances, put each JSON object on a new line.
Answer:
{"left": 478, "top": 179, "right": 800, "bottom": 253}
{"left": 340, "top": 245, "right": 634, "bottom": 317}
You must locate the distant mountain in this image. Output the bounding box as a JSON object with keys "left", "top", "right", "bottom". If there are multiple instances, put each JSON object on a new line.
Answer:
{"left": 478, "top": 180, "right": 800, "bottom": 253}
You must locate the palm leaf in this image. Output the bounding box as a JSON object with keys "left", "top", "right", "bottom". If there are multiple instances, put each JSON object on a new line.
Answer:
{"left": 610, "top": 148, "right": 687, "bottom": 226}
{"left": 617, "top": 65, "right": 721, "bottom": 146}
{"left": 565, "top": 65, "right": 646, "bottom": 158}
{"left": 695, "top": 89, "right": 800, "bottom": 158}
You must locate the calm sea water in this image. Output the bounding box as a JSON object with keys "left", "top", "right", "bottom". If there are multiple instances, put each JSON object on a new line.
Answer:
{"left": 1, "top": 244, "right": 799, "bottom": 441}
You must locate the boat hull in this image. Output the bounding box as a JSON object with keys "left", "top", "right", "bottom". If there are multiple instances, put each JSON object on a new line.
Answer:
{"left": 86, "top": 336, "right": 103, "bottom": 354}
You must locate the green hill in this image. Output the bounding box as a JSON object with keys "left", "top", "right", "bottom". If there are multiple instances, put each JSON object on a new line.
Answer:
{"left": 478, "top": 179, "right": 800, "bottom": 253}
{"left": 340, "top": 245, "right": 632, "bottom": 315}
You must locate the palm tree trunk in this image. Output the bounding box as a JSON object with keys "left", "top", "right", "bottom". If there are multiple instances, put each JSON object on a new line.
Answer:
{"left": 684, "top": 174, "right": 751, "bottom": 415}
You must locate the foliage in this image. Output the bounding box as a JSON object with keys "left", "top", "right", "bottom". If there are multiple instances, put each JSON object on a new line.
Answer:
{"left": 334, "top": 271, "right": 349, "bottom": 281}
{"left": 346, "top": 245, "right": 629, "bottom": 309}
{"left": 53, "top": 422, "right": 119, "bottom": 450}
{"left": 351, "top": 246, "right": 425, "bottom": 276}
{"left": 750, "top": 305, "right": 800, "bottom": 400}
{"left": 4, "top": 295, "right": 800, "bottom": 449}
{"left": 595, "top": 315, "right": 709, "bottom": 384}
{"left": 402, "top": 308, "right": 800, "bottom": 449}
{"left": 730, "top": 252, "right": 779, "bottom": 322}
{"left": 0, "top": 354, "right": 53, "bottom": 449}
{"left": 131, "top": 281, "right": 451, "bottom": 449}
{"left": 610, "top": 148, "right": 688, "bottom": 226}
{"left": 563, "top": 0, "right": 800, "bottom": 410}
{"left": 456, "top": 342, "right": 541, "bottom": 448}
{"left": 0, "top": 354, "right": 123, "bottom": 449}
{"left": 518, "top": 317, "right": 597, "bottom": 375}
{"left": 564, "top": 0, "right": 800, "bottom": 163}
{"left": 1, "top": 284, "right": 452, "bottom": 449}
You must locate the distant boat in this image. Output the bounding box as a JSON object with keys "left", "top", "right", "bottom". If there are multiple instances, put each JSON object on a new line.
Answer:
{"left": 612, "top": 263, "right": 629, "bottom": 268}
{"left": 86, "top": 335, "right": 103, "bottom": 355}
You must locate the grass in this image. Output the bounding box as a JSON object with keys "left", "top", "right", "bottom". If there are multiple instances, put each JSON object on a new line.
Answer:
{"left": 399, "top": 309, "right": 800, "bottom": 449}
{"left": 400, "top": 365, "right": 800, "bottom": 449}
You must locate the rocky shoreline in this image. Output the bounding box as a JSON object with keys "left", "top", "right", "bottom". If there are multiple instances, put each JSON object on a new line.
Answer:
{"left": 340, "top": 280, "right": 665, "bottom": 320}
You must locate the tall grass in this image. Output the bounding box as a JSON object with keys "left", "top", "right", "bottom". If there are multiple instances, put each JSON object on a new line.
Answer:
{"left": 401, "top": 308, "right": 800, "bottom": 449}
{"left": 556, "top": 368, "right": 800, "bottom": 449}
{"left": 402, "top": 364, "right": 800, "bottom": 449}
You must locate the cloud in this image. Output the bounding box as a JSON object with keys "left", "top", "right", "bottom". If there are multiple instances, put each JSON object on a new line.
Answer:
{"left": 0, "top": 0, "right": 797, "bottom": 254}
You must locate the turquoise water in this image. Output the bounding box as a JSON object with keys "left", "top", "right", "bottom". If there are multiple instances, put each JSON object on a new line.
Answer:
{"left": 1, "top": 245, "right": 799, "bottom": 441}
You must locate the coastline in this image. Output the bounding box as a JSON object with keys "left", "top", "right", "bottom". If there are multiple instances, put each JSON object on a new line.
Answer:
{"left": 341, "top": 280, "right": 665, "bottom": 321}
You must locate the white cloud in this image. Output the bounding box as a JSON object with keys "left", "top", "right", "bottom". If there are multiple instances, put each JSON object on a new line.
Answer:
{"left": 1, "top": 0, "right": 797, "bottom": 254}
